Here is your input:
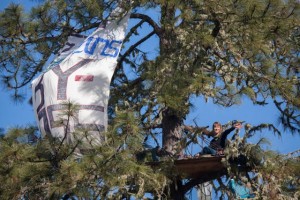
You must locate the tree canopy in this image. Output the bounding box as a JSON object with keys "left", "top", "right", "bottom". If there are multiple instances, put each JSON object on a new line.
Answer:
{"left": 0, "top": 0, "right": 299, "bottom": 199}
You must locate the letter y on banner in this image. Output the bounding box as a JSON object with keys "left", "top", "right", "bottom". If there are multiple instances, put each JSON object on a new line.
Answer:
{"left": 32, "top": 11, "right": 130, "bottom": 146}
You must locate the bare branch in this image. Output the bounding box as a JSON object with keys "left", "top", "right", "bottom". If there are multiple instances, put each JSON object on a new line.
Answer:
{"left": 118, "top": 30, "right": 155, "bottom": 66}
{"left": 130, "top": 13, "right": 162, "bottom": 36}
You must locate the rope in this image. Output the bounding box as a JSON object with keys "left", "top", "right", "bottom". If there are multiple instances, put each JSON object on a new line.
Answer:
{"left": 285, "top": 149, "right": 300, "bottom": 159}
{"left": 200, "top": 136, "right": 223, "bottom": 150}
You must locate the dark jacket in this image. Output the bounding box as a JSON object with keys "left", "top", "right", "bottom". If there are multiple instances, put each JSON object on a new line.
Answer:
{"left": 207, "top": 127, "right": 235, "bottom": 150}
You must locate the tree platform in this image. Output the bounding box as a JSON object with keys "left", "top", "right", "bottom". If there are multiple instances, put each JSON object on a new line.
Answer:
{"left": 148, "top": 155, "right": 227, "bottom": 180}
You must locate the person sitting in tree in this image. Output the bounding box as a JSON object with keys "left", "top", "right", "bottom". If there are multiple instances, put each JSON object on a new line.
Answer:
{"left": 201, "top": 121, "right": 242, "bottom": 156}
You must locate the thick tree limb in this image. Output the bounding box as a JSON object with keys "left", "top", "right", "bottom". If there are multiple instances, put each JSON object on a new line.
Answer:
{"left": 118, "top": 30, "right": 155, "bottom": 66}
{"left": 182, "top": 170, "right": 227, "bottom": 194}
{"left": 130, "top": 13, "right": 162, "bottom": 36}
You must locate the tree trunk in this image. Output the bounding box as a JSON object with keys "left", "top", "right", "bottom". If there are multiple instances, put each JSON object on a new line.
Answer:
{"left": 160, "top": 3, "right": 185, "bottom": 199}
{"left": 161, "top": 108, "right": 185, "bottom": 198}
{"left": 162, "top": 108, "right": 182, "bottom": 156}
{"left": 160, "top": 1, "right": 181, "bottom": 155}
{"left": 169, "top": 178, "right": 185, "bottom": 200}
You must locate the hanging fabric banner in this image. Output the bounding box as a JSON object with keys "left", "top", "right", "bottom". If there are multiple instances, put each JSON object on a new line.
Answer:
{"left": 32, "top": 10, "right": 130, "bottom": 145}
{"left": 47, "top": 34, "right": 87, "bottom": 70}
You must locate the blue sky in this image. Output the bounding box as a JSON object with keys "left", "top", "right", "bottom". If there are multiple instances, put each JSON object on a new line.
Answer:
{"left": 0, "top": 0, "right": 37, "bottom": 129}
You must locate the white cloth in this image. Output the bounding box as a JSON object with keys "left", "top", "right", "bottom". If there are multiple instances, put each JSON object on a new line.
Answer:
{"left": 32, "top": 12, "right": 130, "bottom": 146}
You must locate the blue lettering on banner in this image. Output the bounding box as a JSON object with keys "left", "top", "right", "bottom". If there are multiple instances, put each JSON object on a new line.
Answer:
{"left": 102, "top": 40, "right": 122, "bottom": 57}
{"left": 83, "top": 36, "right": 122, "bottom": 58}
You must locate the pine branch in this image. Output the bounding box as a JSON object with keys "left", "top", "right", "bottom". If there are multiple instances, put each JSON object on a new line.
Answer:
{"left": 118, "top": 30, "right": 155, "bottom": 66}
{"left": 130, "top": 13, "right": 162, "bottom": 36}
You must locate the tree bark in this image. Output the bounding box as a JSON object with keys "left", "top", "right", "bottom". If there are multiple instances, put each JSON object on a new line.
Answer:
{"left": 169, "top": 178, "right": 185, "bottom": 200}
{"left": 159, "top": 1, "right": 190, "bottom": 200}
{"left": 162, "top": 108, "right": 182, "bottom": 156}
{"left": 159, "top": 3, "right": 186, "bottom": 199}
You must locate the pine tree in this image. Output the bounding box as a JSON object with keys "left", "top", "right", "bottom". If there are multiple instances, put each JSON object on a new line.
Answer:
{"left": 0, "top": 0, "right": 299, "bottom": 199}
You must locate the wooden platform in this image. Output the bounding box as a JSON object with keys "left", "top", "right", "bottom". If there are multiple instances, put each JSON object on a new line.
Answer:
{"left": 148, "top": 155, "right": 227, "bottom": 179}
{"left": 174, "top": 155, "right": 226, "bottom": 178}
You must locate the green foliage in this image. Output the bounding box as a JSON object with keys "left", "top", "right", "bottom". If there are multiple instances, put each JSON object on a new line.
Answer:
{"left": 0, "top": 108, "right": 169, "bottom": 199}
{"left": 223, "top": 123, "right": 300, "bottom": 199}
{"left": 256, "top": 151, "right": 300, "bottom": 199}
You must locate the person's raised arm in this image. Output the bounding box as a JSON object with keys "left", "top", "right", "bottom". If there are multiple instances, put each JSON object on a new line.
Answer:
{"left": 220, "top": 122, "right": 242, "bottom": 148}
{"left": 233, "top": 122, "right": 242, "bottom": 129}
{"left": 223, "top": 122, "right": 242, "bottom": 137}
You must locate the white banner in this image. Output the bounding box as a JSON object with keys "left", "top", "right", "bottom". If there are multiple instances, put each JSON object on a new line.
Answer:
{"left": 47, "top": 34, "right": 87, "bottom": 69}
{"left": 32, "top": 12, "right": 130, "bottom": 145}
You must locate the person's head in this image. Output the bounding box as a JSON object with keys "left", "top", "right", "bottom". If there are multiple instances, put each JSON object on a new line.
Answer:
{"left": 212, "top": 122, "right": 222, "bottom": 136}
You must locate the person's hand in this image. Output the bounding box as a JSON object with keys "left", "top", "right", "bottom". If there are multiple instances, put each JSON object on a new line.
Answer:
{"left": 233, "top": 122, "right": 242, "bottom": 129}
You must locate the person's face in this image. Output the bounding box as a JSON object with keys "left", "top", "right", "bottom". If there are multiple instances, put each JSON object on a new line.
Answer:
{"left": 213, "top": 125, "right": 221, "bottom": 135}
